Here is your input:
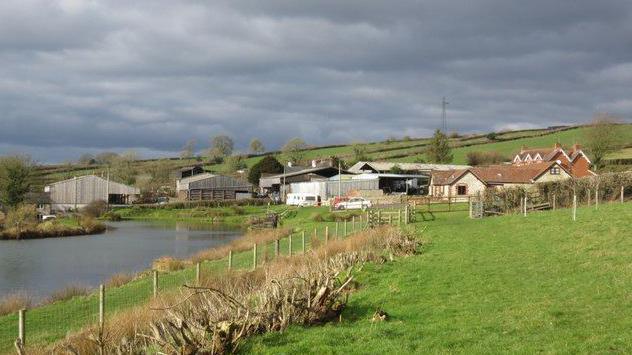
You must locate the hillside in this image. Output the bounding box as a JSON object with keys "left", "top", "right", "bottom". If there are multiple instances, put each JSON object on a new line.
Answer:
{"left": 244, "top": 203, "right": 632, "bottom": 353}
{"left": 31, "top": 124, "right": 632, "bottom": 188}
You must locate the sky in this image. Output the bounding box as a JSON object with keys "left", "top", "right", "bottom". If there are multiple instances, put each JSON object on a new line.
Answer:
{"left": 1, "top": 0, "right": 631, "bottom": 163}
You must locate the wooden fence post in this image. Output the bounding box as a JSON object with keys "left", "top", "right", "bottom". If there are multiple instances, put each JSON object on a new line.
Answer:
{"left": 587, "top": 189, "right": 591, "bottom": 206}
{"left": 18, "top": 309, "right": 25, "bottom": 347}
{"left": 274, "top": 239, "right": 279, "bottom": 257}
{"left": 398, "top": 209, "right": 402, "bottom": 225}
{"left": 552, "top": 193, "right": 556, "bottom": 210}
{"left": 523, "top": 196, "right": 527, "bottom": 217}
{"left": 99, "top": 284, "right": 105, "bottom": 331}
{"left": 621, "top": 186, "right": 624, "bottom": 203}
{"left": 288, "top": 234, "right": 293, "bottom": 256}
{"left": 301, "top": 231, "right": 306, "bottom": 254}
{"left": 152, "top": 270, "right": 158, "bottom": 298}
{"left": 389, "top": 214, "right": 393, "bottom": 224}
{"left": 228, "top": 250, "right": 233, "bottom": 270}
{"left": 469, "top": 198, "right": 473, "bottom": 218}
{"left": 325, "top": 226, "right": 329, "bottom": 243}
{"left": 335, "top": 222, "right": 339, "bottom": 238}
{"left": 573, "top": 194, "right": 577, "bottom": 221}
{"left": 595, "top": 188, "right": 599, "bottom": 209}
{"left": 195, "top": 262, "right": 201, "bottom": 285}
{"left": 344, "top": 220, "right": 348, "bottom": 236}
{"left": 377, "top": 210, "right": 381, "bottom": 225}
{"left": 252, "top": 243, "right": 257, "bottom": 270}
{"left": 352, "top": 216, "right": 356, "bottom": 231}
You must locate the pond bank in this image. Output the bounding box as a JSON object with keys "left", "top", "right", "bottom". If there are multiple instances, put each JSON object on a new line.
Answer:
{"left": 0, "top": 219, "right": 106, "bottom": 240}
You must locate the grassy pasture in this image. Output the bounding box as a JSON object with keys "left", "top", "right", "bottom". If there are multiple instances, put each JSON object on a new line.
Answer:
{"left": 244, "top": 202, "right": 632, "bottom": 354}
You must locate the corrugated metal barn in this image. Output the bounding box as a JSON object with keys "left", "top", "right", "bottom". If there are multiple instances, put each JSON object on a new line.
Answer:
{"left": 187, "top": 175, "right": 253, "bottom": 200}
{"left": 44, "top": 175, "right": 140, "bottom": 211}
{"left": 290, "top": 178, "right": 380, "bottom": 199}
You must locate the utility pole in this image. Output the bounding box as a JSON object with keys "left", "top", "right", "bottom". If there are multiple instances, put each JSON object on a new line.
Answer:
{"left": 441, "top": 97, "right": 449, "bottom": 133}
{"left": 338, "top": 161, "right": 342, "bottom": 200}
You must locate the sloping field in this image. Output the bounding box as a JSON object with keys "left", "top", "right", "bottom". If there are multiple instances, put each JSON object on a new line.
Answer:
{"left": 244, "top": 202, "right": 632, "bottom": 354}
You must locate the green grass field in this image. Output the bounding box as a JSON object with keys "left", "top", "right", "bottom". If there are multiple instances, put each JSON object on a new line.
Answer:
{"left": 244, "top": 202, "right": 632, "bottom": 354}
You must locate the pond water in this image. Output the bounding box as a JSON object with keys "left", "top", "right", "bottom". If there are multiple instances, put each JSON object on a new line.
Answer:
{"left": 0, "top": 220, "right": 243, "bottom": 299}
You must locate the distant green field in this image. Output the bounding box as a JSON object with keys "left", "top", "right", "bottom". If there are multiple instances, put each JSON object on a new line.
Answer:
{"left": 390, "top": 125, "right": 632, "bottom": 165}
{"left": 33, "top": 124, "right": 632, "bottom": 186}
{"left": 245, "top": 202, "right": 632, "bottom": 354}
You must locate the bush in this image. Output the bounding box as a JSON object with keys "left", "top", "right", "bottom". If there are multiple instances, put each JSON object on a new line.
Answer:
{"left": 47, "top": 284, "right": 90, "bottom": 304}
{"left": 4, "top": 204, "right": 38, "bottom": 234}
{"left": 79, "top": 216, "right": 106, "bottom": 234}
{"left": 486, "top": 132, "right": 498, "bottom": 141}
{"left": 230, "top": 206, "right": 245, "bottom": 215}
{"left": 102, "top": 211, "right": 123, "bottom": 221}
{"left": 105, "top": 273, "right": 134, "bottom": 288}
{"left": 0, "top": 292, "right": 32, "bottom": 316}
{"left": 82, "top": 200, "right": 108, "bottom": 218}
{"left": 152, "top": 257, "right": 187, "bottom": 272}
{"left": 466, "top": 151, "right": 509, "bottom": 166}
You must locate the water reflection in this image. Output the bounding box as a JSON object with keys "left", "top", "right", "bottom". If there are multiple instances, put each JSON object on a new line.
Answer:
{"left": 0, "top": 220, "right": 243, "bottom": 299}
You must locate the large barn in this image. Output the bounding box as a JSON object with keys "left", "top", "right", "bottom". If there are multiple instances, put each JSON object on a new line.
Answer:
{"left": 186, "top": 175, "right": 253, "bottom": 201}
{"left": 44, "top": 175, "right": 140, "bottom": 212}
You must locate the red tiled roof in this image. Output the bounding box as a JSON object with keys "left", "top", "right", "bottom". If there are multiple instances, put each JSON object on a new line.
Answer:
{"left": 472, "top": 162, "right": 566, "bottom": 184}
{"left": 430, "top": 169, "right": 470, "bottom": 185}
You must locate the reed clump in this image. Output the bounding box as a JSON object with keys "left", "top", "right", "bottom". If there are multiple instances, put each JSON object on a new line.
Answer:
{"left": 0, "top": 292, "right": 31, "bottom": 316}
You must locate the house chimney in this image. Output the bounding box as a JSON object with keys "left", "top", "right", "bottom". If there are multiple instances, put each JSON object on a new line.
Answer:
{"left": 520, "top": 145, "right": 527, "bottom": 153}
{"left": 554, "top": 142, "right": 562, "bottom": 149}
{"left": 572, "top": 143, "right": 581, "bottom": 151}
{"left": 287, "top": 162, "right": 292, "bottom": 167}
{"left": 311, "top": 160, "right": 317, "bottom": 168}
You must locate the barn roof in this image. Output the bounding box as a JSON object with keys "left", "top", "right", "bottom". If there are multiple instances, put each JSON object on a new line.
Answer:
{"left": 348, "top": 161, "right": 469, "bottom": 174}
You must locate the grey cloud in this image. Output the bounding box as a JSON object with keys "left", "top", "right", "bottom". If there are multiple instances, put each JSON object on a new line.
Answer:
{"left": 0, "top": 0, "right": 631, "bottom": 162}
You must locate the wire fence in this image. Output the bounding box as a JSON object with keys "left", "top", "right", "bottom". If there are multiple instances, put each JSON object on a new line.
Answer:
{"left": 4, "top": 211, "right": 410, "bottom": 353}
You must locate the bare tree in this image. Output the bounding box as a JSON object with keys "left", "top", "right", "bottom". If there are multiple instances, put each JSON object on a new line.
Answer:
{"left": 207, "top": 135, "right": 234, "bottom": 162}
{"left": 583, "top": 113, "right": 623, "bottom": 170}
{"left": 282, "top": 138, "right": 307, "bottom": 164}
{"left": 180, "top": 139, "right": 196, "bottom": 159}
{"left": 249, "top": 138, "right": 265, "bottom": 155}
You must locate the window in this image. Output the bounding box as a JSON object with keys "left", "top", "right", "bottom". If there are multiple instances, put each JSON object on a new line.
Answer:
{"left": 457, "top": 185, "right": 467, "bottom": 195}
{"left": 550, "top": 167, "right": 560, "bottom": 175}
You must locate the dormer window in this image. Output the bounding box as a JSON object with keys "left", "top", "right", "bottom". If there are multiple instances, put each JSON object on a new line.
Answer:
{"left": 550, "top": 167, "right": 560, "bottom": 175}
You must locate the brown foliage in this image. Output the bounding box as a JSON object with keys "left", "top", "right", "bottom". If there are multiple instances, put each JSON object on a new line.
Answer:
{"left": 0, "top": 292, "right": 32, "bottom": 316}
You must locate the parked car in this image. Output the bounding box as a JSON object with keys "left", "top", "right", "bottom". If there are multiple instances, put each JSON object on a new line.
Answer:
{"left": 334, "top": 197, "right": 372, "bottom": 210}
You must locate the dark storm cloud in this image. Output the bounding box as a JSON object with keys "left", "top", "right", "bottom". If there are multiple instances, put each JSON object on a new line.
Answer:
{"left": 0, "top": 0, "right": 631, "bottom": 162}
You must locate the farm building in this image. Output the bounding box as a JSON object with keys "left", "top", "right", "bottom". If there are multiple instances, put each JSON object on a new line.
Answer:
{"left": 512, "top": 143, "right": 595, "bottom": 177}
{"left": 259, "top": 164, "right": 344, "bottom": 194}
{"left": 176, "top": 172, "right": 216, "bottom": 200}
{"left": 429, "top": 161, "right": 573, "bottom": 200}
{"left": 289, "top": 172, "right": 429, "bottom": 201}
{"left": 44, "top": 175, "right": 140, "bottom": 212}
{"left": 348, "top": 161, "right": 470, "bottom": 174}
{"left": 186, "top": 175, "right": 253, "bottom": 201}
{"left": 173, "top": 165, "right": 205, "bottom": 179}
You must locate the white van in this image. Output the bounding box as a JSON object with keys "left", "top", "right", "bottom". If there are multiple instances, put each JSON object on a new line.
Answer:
{"left": 286, "top": 193, "right": 321, "bottom": 207}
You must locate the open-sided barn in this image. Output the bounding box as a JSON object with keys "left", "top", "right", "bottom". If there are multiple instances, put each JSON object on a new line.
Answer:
{"left": 44, "top": 175, "right": 140, "bottom": 212}
{"left": 187, "top": 175, "right": 253, "bottom": 200}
